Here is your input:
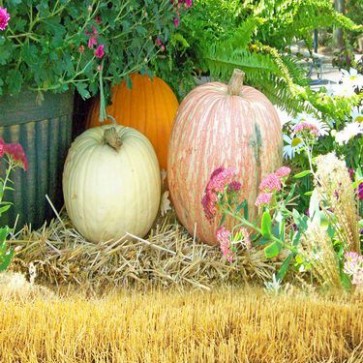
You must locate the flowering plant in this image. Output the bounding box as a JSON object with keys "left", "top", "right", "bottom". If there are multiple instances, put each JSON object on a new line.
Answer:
{"left": 0, "top": 138, "right": 27, "bottom": 272}
{"left": 282, "top": 67, "right": 363, "bottom": 215}
{"left": 202, "top": 117, "right": 363, "bottom": 291}
{"left": 0, "top": 0, "right": 191, "bottom": 109}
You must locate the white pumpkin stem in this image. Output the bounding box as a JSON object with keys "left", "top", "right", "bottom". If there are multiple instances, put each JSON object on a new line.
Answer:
{"left": 104, "top": 127, "right": 122, "bottom": 152}
{"left": 228, "top": 69, "right": 245, "bottom": 96}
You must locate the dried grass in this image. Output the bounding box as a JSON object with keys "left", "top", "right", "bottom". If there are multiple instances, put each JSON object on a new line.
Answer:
{"left": 7, "top": 209, "right": 273, "bottom": 292}
{"left": 1, "top": 286, "right": 363, "bottom": 363}
{"left": 299, "top": 220, "right": 342, "bottom": 289}
{"left": 314, "top": 153, "right": 360, "bottom": 253}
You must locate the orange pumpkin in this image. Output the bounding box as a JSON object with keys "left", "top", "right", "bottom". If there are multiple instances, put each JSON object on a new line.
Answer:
{"left": 168, "top": 69, "right": 283, "bottom": 245}
{"left": 86, "top": 73, "right": 179, "bottom": 170}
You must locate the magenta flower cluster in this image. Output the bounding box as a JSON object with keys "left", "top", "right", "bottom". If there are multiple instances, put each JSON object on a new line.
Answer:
{"left": 255, "top": 166, "right": 291, "bottom": 206}
{"left": 0, "top": 138, "right": 28, "bottom": 171}
{"left": 85, "top": 25, "right": 105, "bottom": 59}
{"left": 154, "top": 0, "right": 193, "bottom": 52}
{"left": 172, "top": 0, "right": 193, "bottom": 28}
{"left": 201, "top": 166, "right": 242, "bottom": 221}
{"left": 0, "top": 7, "right": 10, "bottom": 31}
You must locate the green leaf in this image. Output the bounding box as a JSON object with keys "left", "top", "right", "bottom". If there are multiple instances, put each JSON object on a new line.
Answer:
{"left": 235, "top": 199, "right": 248, "bottom": 219}
{"left": 75, "top": 82, "right": 91, "bottom": 100}
{"left": 276, "top": 254, "right": 293, "bottom": 281}
{"left": 0, "top": 248, "right": 14, "bottom": 272}
{"left": 6, "top": 69, "right": 23, "bottom": 94}
{"left": 292, "top": 209, "right": 308, "bottom": 233}
{"left": 261, "top": 211, "right": 272, "bottom": 238}
{"left": 293, "top": 170, "right": 312, "bottom": 178}
{"left": 264, "top": 242, "right": 281, "bottom": 259}
{"left": 0, "top": 227, "right": 9, "bottom": 243}
{"left": 0, "top": 204, "right": 11, "bottom": 217}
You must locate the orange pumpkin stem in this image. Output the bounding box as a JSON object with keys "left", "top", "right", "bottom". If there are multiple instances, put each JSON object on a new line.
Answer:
{"left": 104, "top": 127, "right": 122, "bottom": 152}
{"left": 228, "top": 69, "right": 245, "bottom": 96}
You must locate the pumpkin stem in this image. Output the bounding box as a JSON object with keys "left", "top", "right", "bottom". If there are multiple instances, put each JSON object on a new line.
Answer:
{"left": 104, "top": 127, "right": 122, "bottom": 152}
{"left": 228, "top": 69, "right": 245, "bottom": 96}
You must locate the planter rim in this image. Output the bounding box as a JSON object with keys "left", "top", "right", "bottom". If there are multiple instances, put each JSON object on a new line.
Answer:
{"left": 0, "top": 90, "right": 74, "bottom": 126}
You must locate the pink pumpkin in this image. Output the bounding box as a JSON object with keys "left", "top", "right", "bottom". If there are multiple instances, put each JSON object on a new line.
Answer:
{"left": 167, "top": 69, "right": 282, "bottom": 245}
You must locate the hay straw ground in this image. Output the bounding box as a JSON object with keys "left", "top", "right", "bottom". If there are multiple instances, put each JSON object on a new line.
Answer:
{"left": 1, "top": 287, "right": 363, "bottom": 363}
{"left": 7, "top": 210, "right": 273, "bottom": 292}
{"left": 2, "top": 208, "right": 363, "bottom": 362}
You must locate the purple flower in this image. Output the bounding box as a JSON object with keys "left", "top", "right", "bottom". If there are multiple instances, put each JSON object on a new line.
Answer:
{"left": 0, "top": 7, "right": 10, "bottom": 31}
{"left": 94, "top": 44, "right": 105, "bottom": 59}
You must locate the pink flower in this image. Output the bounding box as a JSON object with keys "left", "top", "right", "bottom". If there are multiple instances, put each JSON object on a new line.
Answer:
{"left": 216, "top": 226, "right": 234, "bottom": 263}
{"left": 86, "top": 26, "right": 98, "bottom": 48}
{"left": 0, "top": 138, "right": 5, "bottom": 158}
{"left": 228, "top": 181, "right": 242, "bottom": 192}
{"left": 173, "top": 17, "right": 180, "bottom": 27}
{"left": 293, "top": 121, "right": 319, "bottom": 136}
{"left": 94, "top": 44, "right": 105, "bottom": 59}
{"left": 155, "top": 37, "right": 166, "bottom": 52}
{"left": 275, "top": 166, "right": 291, "bottom": 178}
{"left": 207, "top": 167, "right": 237, "bottom": 193}
{"left": 0, "top": 7, "right": 10, "bottom": 31}
{"left": 184, "top": 0, "right": 193, "bottom": 7}
{"left": 201, "top": 192, "right": 218, "bottom": 221}
{"left": 88, "top": 36, "right": 97, "bottom": 49}
{"left": 202, "top": 166, "right": 241, "bottom": 221}
{"left": 259, "top": 173, "right": 282, "bottom": 192}
{"left": 358, "top": 182, "right": 363, "bottom": 201}
{"left": 4, "top": 143, "right": 28, "bottom": 170}
{"left": 255, "top": 192, "right": 272, "bottom": 206}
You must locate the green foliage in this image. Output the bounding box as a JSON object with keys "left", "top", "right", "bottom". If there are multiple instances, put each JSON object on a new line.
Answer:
{"left": 0, "top": 226, "right": 13, "bottom": 272}
{"left": 255, "top": 0, "right": 362, "bottom": 51}
{"left": 0, "top": 0, "right": 181, "bottom": 100}
{"left": 159, "top": 0, "right": 362, "bottom": 110}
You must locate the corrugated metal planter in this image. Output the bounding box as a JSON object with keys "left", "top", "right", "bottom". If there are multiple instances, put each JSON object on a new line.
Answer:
{"left": 0, "top": 90, "right": 73, "bottom": 230}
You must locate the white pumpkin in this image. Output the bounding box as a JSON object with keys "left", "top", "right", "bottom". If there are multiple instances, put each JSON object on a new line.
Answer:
{"left": 63, "top": 125, "right": 161, "bottom": 243}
